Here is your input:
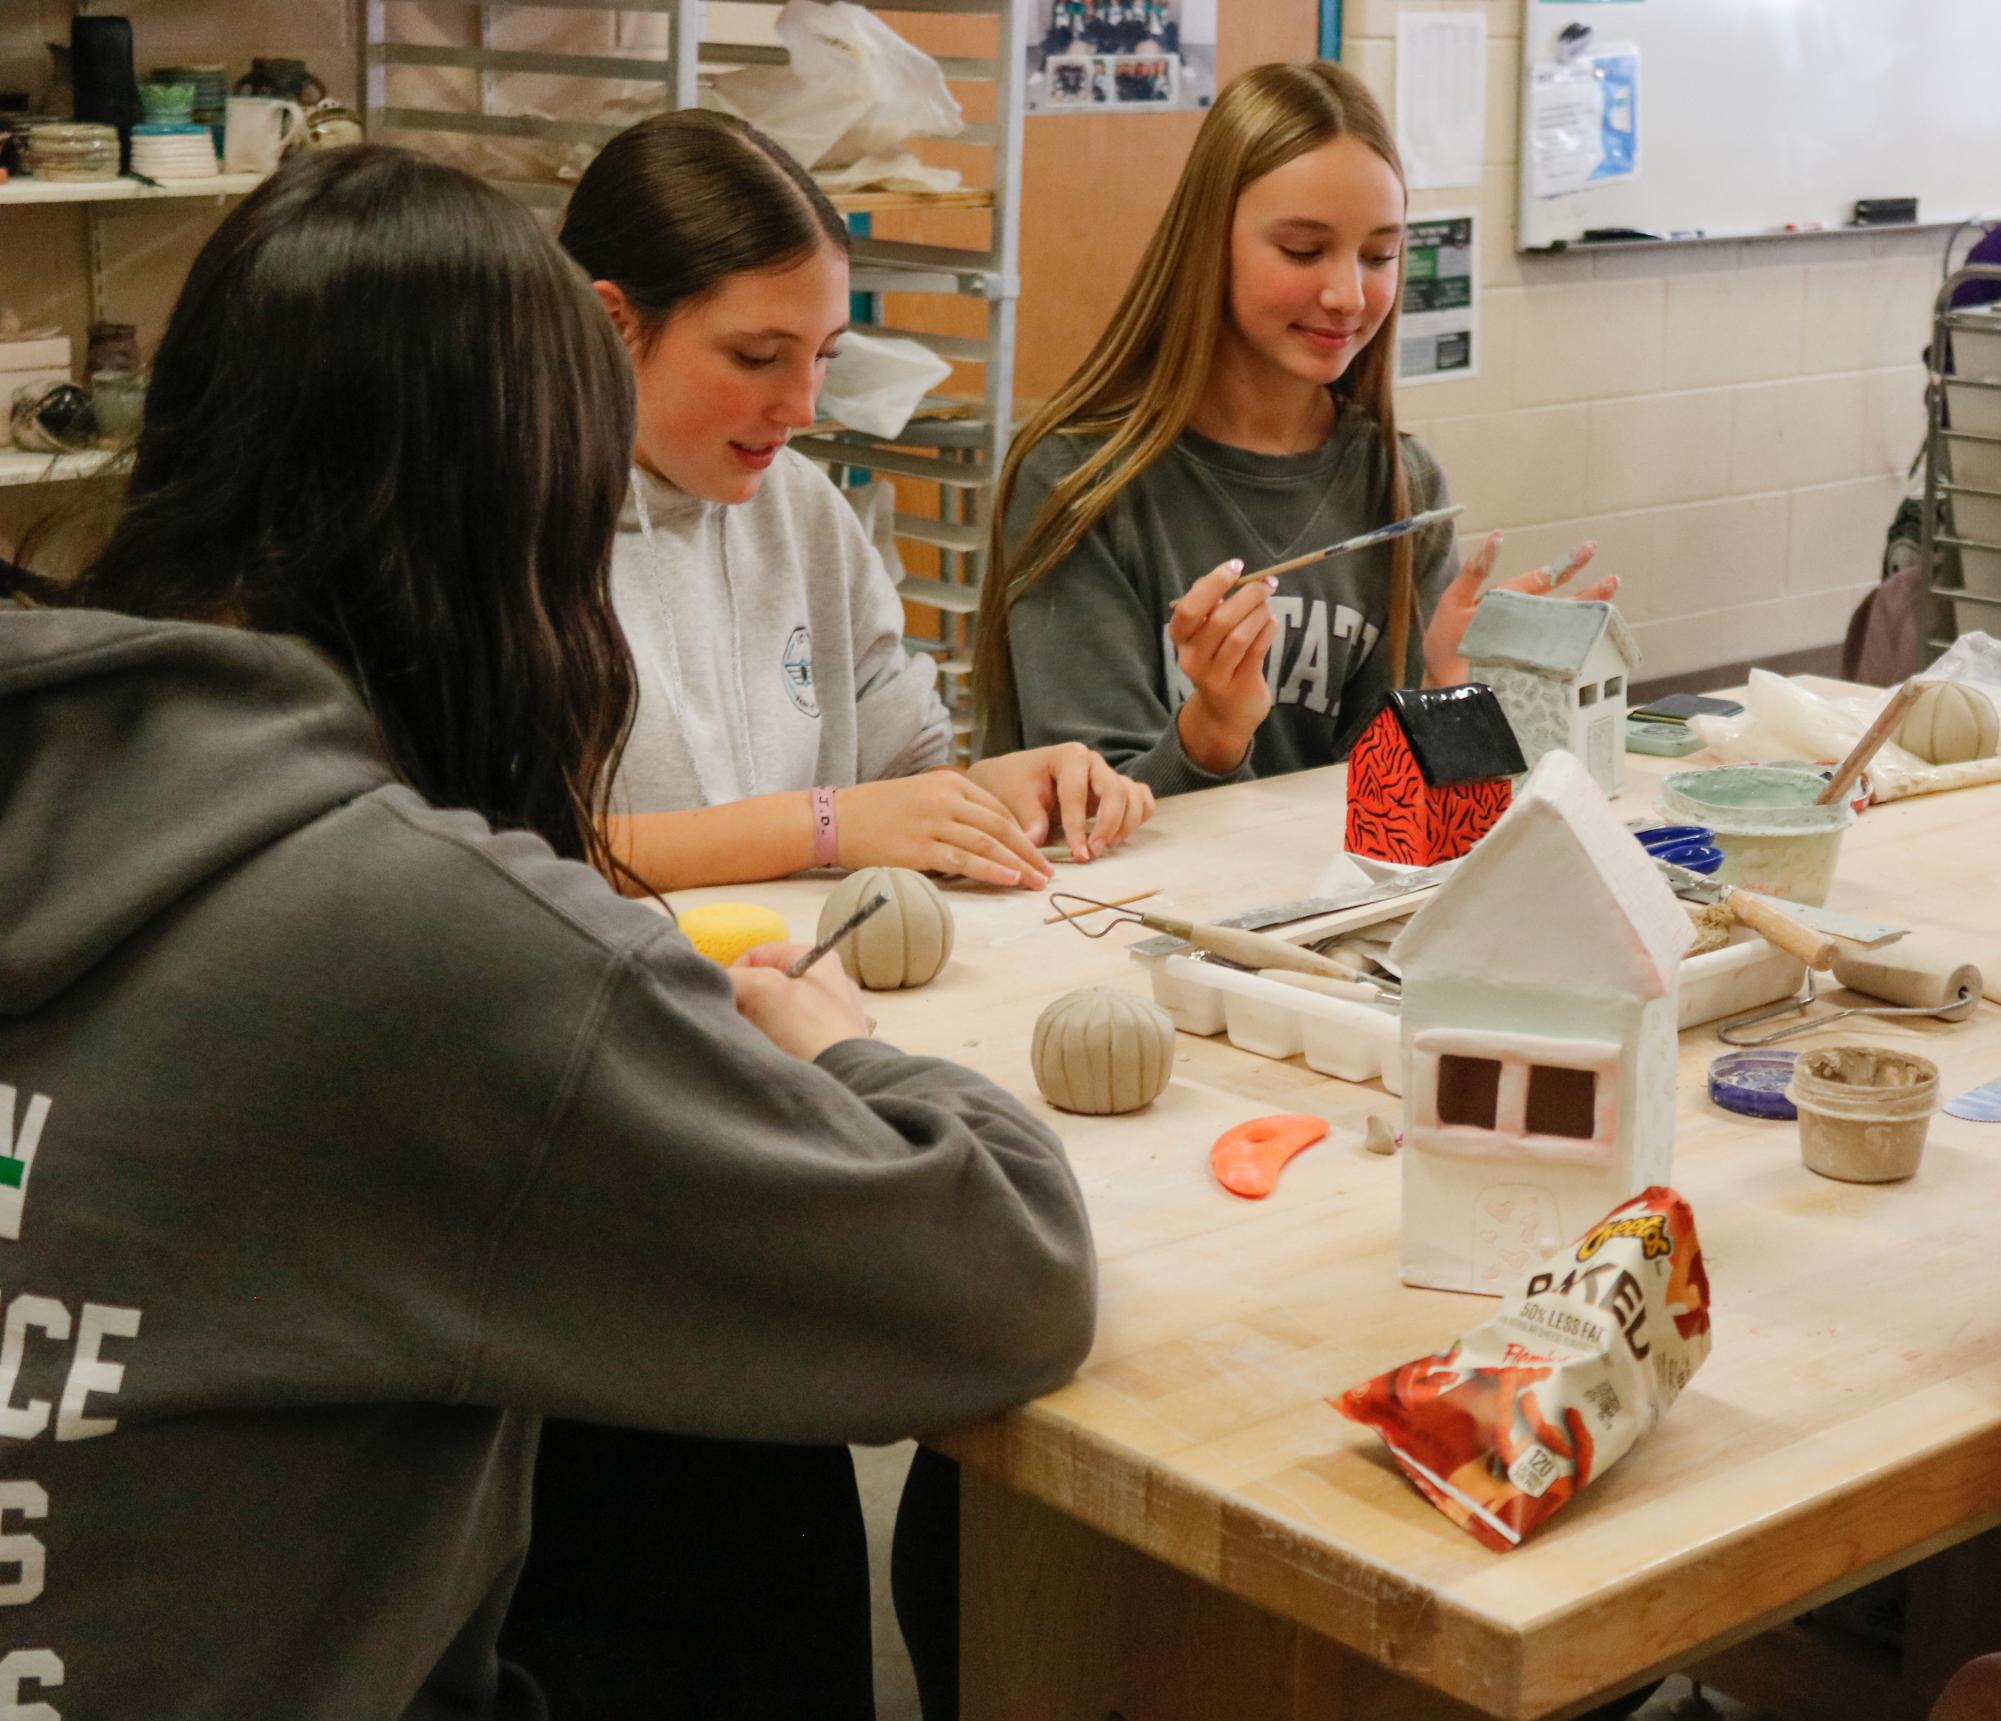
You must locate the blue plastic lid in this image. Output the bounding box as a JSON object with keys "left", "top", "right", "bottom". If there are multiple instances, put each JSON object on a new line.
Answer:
{"left": 1709, "top": 1050, "right": 1799, "bottom": 1119}
{"left": 1633, "top": 825, "right": 1724, "bottom": 875}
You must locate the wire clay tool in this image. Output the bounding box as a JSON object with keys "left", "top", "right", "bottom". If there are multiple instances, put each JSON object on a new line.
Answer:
{"left": 1046, "top": 892, "right": 1369, "bottom": 983}
{"left": 1229, "top": 504, "right": 1465, "bottom": 589}
{"left": 784, "top": 891, "right": 890, "bottom": 979}
{"left": 1716, "top": 946, "right": 1982, "bottom": 1046}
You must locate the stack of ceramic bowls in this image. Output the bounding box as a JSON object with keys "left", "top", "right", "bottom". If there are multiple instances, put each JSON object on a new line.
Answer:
{"left": 130, "top": 122, "right": 218, "bottom": 180}
{"left": 138, "top": 80, "right": 195, "bottom": 123}
{"left": 153, "top": 63, "right": 228, "bottom": 149}
{"left": 24, "top": 122, "right": 118, "bottom": 182}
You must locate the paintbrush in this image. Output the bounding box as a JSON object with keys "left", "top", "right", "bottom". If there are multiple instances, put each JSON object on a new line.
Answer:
{"left": 1228, "top": 504, "right": 1466, "bottom": 589}
{"left": 785, "top": 892, "right": 890, "bottom": 979}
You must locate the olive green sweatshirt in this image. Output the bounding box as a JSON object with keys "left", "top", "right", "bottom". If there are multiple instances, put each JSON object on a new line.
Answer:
{"left": 990, "top": 411, "right": 1460, "bottom": 794}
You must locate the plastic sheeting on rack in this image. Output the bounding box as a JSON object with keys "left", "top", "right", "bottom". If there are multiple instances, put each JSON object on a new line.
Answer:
{"left": 1688, "top": 646, "right": 2001, "bottom": 801}
{"left": 704, "top": 0, "right": 964, "bottom": 180}
{"left": 819, "top": 332, "right": 953, "bottom": 439}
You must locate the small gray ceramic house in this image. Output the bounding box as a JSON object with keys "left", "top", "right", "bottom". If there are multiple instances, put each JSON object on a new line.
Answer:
{"left": 1459, "top": 590, "right": 1641, "bottom": 797}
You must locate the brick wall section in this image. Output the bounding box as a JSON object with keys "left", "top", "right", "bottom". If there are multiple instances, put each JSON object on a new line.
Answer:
{"left": 1345, "top": 0, "right": 1940, "bottom": 681}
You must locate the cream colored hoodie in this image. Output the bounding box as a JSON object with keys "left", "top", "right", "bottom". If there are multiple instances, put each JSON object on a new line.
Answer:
{"left": 612, "top": 452, "right": 952, "bottom": 812}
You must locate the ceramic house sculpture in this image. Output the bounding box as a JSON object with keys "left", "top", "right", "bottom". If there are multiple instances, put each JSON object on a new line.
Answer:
{"left": 1387, "top": 750, "right": 1694, "bottom": 1295}
{"left": 1344, "top": 684, "right": 1526, "bottom": 867}
{"left": 1458, "top": 589, "right": 1641, "bottom": 797}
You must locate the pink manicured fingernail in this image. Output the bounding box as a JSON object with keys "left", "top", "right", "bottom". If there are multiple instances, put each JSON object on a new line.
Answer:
{"left": 1227, "top": 559, "right": 1245, "bottom": 573}
{"left": 1263, "top": 576, "right": 1279, "bottom": 592}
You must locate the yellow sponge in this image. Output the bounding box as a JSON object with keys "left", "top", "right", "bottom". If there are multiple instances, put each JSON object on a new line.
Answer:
{"left": 678, "top": 902, "right": 791, "bottom": 967}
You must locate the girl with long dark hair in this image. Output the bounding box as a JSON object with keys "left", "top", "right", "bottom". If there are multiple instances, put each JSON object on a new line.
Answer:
{"left": 0, "top": 145, "right": 1093, "bottom": 1719}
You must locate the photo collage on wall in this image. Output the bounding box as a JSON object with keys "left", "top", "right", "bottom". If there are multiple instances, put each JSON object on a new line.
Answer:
{"left": 1025, "top": 0, "right": 1217, "bottom": 114}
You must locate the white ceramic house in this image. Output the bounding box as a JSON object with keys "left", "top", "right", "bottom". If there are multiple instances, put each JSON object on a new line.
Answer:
{"left": 1459, "top": 590, "right": 1641, "bottom": 797}
{"left": 1387, "top": 750, "right": 1693, "bottom": 1295}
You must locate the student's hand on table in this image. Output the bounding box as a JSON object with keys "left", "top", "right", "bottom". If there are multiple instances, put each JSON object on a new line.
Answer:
{"left": 964, "top": 744, "right": 1155, "bottom": 862}
{"left": 1422, "top": 534, "right": 1614, "bottom": 687}
{"left": 835, "top": 772, "right": 1053, "bottom": 890}
{"left": 729, "top": 943, "right": 873, "bottom": 1062}
{"left": 1169, "top": 560, "right": 1278, "bottom": 776}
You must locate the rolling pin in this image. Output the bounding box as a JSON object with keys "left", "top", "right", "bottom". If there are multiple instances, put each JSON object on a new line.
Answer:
{"left": 1831, "top": 943, "right": 1982, "bottom": 1020}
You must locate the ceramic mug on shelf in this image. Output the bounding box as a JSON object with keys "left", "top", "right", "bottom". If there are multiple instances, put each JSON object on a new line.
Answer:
{"left": 222, "top": 96, "right": 303, "bottom": 174}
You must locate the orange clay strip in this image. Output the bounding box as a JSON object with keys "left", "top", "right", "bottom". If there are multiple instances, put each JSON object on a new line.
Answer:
{"left": 1210, "top": 1113, "right": 1330, "bottom": 1199}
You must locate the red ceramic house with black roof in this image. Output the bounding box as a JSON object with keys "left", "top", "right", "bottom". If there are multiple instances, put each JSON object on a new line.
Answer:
{"left": 1344, "top": 684, "right": 1528, "bottom": 867}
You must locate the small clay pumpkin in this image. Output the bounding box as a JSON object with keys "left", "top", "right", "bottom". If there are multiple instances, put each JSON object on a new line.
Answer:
{"left": 1897, "top": 680, "right": 2001, "bottom": 765}
{"left": 817, "top": 866, "right": 954, "bottom": 990}
{"left": 1032, "top": 988, "right": 1175, "bottom": 1115}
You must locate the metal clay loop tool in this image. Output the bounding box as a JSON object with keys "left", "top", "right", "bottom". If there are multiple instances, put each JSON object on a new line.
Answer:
{"left": 1716, "top": 969, "right": 1980, "bottom": 1048}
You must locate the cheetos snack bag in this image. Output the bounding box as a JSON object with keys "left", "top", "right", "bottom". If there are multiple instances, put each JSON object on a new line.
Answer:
{"left": 1333, "top": 1187, "right": 1710, "bottom": 1552}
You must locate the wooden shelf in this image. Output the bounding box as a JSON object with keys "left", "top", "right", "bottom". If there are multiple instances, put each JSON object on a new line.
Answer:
{"left": 827, "top": 187, "right": 993, "bottom": 214}
{"left": 0, "top": 172, "right": 266, "bottom": 207}
{"left": 0, "top": 448, "right": 122, "bottom": 488}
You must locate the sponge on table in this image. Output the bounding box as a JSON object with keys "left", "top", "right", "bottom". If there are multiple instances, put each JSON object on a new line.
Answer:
{"left": 678, "top": 902, "right": 791, "bottom": 967}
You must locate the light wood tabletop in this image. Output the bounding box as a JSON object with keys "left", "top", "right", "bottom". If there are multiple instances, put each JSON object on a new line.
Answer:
{"left": 676, "top": 741, "right": 2001, "bottom": 1721}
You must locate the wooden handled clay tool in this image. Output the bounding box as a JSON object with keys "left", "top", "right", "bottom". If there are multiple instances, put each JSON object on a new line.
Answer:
{"left": 1815, "top": 677, "right": 1923, "bottom": 807}
{"left": 1655, "top": 861, "right": 1839, "bottom": 971}
{"left": 785, "top": 892, "right": 890, "bottom": 979}
{"left": 1047, "top": 892, "right": 1361, "bottom": 981}
{"left": 1227, "top": 504, "right": 1465, "bottom": 589}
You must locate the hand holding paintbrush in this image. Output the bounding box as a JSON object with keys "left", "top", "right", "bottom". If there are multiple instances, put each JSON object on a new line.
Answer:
{"left": 727, "top": 894, "right": 889, "bottom": 1062}
{"left": 1227, "top": 504, "right": 1466, "bottom": 590}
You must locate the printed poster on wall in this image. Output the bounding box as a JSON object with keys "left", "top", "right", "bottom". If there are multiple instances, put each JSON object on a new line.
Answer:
{"left": 1528, "top": 45, "right": 1641, "bottom": 198}
{"left": 1397, "top": 214, "right": 1478, "bottom": 385}
{"left": 1024, "top": 0, "right": 1218, "bottom": 114}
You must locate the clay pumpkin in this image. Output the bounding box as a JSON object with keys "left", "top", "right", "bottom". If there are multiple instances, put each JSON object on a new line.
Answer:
{"left": 1896, "top": 680, "right": 2001, "bottom": 765}
{"left": 1032, "top": 988, "right": 1175, "bottom": 1115}
{"left": 817, "top": 866, "right": 954, "bottom": 989}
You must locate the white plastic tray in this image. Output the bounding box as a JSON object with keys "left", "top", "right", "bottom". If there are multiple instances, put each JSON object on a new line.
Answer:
{"left": 1133, "top": 930, "right": 1803, "bottom": 1092}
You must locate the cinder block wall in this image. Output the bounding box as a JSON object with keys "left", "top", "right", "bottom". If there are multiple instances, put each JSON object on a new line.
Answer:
{"left": 1345, "top": 0, "right": 1940, "bottom": 680}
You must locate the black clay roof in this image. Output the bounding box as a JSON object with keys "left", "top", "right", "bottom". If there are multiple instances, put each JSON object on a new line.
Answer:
{"left": 1374, "top": 684, "right": 1527, "bottom": 786}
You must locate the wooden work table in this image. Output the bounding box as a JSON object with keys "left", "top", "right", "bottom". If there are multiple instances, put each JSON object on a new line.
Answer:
{"left": 679, "top": 748, "right": 2001, "bottom": 1721}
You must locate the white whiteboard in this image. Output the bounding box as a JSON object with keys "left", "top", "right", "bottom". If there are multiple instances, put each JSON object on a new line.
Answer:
{"left": 1517, "top": 0, "right": 1996, "bottom": 251}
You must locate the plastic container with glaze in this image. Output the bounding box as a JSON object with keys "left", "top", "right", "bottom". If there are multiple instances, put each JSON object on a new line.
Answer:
{"left": 1787, "top": 1045, "right": 1938, "bottom": 1183}
{"left": 1658, "top": 763, "right": 1855, "bottom": 906}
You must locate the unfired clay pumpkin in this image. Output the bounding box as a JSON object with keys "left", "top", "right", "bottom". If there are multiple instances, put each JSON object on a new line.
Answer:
{"left": 1897, "top": 680, "right": 2001, "bottom": 765}
{"left": 817, "top": 866, "right": 954, "bottom": 990}
{"left": 1031, "top": 988, "right": 1175, "bottom": 1115}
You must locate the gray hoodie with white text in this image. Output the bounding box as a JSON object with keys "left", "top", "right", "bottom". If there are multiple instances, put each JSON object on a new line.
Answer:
{"left": 0, "top": 606, "right": 1094, "bottom": 1719}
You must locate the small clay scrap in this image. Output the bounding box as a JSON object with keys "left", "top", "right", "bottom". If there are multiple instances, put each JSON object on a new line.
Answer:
{"left": 817, "top": 866, "right": 953, "bottom": 990}
{"left": 1032, "top": 988, "right": 1175, "bottom": 1115}
{"left": 1362, "top": 1113, "right": 1400, "bottom": 1155}
{"left": 1682, "top": 898, "right": 1734, "bottom": 956}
